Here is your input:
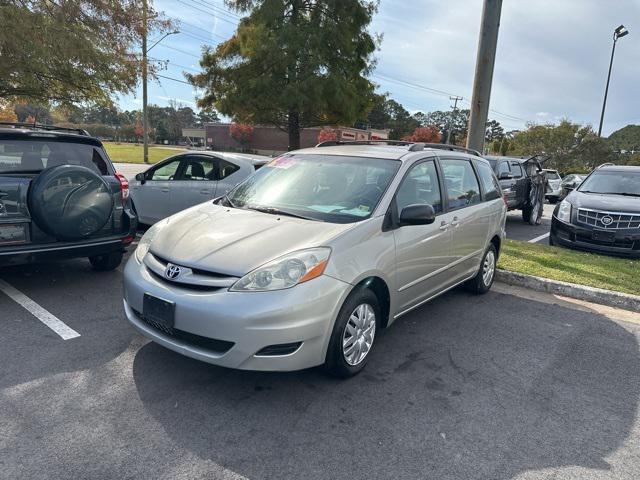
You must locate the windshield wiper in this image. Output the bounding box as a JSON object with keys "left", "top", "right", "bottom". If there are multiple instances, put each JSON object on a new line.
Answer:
{"left": 245, "top": 204, "right": 317, "bottom": 221}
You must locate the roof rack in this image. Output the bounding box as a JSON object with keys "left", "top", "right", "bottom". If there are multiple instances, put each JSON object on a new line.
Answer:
{"left": 315, "top": 140, "right": 481, "bottom": 156}
{"left": 596, "top": 162, "right": 615, "bottom": 169}
{"left": 0, "top": 122, "right": 90, "bottom": 136}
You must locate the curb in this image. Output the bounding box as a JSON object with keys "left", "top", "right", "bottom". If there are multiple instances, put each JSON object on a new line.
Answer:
{"left": 495, "top": 269, "right": 640, "bottom": 314}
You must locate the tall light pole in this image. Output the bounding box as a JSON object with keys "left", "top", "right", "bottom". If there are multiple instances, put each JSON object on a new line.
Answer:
{"left": 597, "top": 25, "right": 629, "bottom": 137}
{"left": 141, "top": 0, "right": 179, "bottom": 163}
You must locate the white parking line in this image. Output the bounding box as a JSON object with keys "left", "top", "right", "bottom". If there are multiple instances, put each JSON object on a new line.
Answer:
{"left": 0, "top": 279, "right": 80, "bottom": 340}
{"left": 529, "top": 232, "right": 550, "bottom": 244}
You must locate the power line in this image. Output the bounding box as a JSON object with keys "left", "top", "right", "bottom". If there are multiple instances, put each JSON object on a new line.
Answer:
{"left": 156, "top": 43, "right": 201, "bottom": 59}
{"left": 156, "top": 74, "right": 193, "bottom": 85}
{"left": 189, "top": 0, "right": 242, "bottom": 20}
{"left": 175, "top": 0, "right": 239, "bottom": 25}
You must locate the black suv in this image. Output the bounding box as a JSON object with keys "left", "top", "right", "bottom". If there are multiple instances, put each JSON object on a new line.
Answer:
{"left": 484, "top": 155, "right": 547, "bottom": 225}
{"left": 550, "top": 164, "right": 640, "bottom": 257}
{"left": 0, "top": 123, "right": 137, "bottom": 269}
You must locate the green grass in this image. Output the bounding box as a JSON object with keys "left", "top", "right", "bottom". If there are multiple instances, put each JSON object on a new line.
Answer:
{"left": 103, "top": 142, "right": 186, "bottom": 164}
{"left": 498, "top": 239, "right": 640, "bottom": 296}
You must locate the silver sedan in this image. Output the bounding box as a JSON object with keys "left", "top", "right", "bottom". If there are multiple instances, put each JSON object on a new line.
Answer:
{"left": 123, "top": 143, "right": 506, "bottom": 377}
{"left": 129, "top": 150, "right": 270, "bottom": 224}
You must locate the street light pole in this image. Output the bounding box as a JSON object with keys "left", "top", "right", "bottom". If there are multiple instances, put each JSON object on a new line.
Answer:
{"left": 597, "top": 25, "right": 629, "bottom": 137}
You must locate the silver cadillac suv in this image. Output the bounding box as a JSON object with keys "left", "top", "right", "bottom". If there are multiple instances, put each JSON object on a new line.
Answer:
{"left": 123, "top": 141, "right": 507, "bottom": 377}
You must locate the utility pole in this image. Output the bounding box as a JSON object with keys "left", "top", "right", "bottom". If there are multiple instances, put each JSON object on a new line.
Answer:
{"left": 142, "top": 0, "right": 149, "bottom": 164}
{"left": 466, "top": 0, "right": 502, "bottom": 153}
{"left": 446, "top": 95, "right": 463, "bottom": 144}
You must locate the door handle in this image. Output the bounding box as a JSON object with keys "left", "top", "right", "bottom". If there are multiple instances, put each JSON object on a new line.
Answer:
{"left": 439, "top": 221, "right": 448, "bottom": 231}
{"left": 199, "top": 189, "right": 209, "bottom": 194}
{"left": 451, "top": 216, "right": 460, "bottom": 227}
{"left": 161, "top": 188, "right": 170, "bottom": 193}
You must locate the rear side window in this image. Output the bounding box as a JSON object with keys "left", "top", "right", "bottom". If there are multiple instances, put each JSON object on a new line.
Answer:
{"left": 511, "top": 162, "right": 524, "bottom": 178}
{"left": 218, "top": 159, "right": 240, "bottom": 180}
{"left": 441, "top": 159, "right": 481, "bottom": 210}
{"left": 476, "top": 162, "right": 501, "bottom": 200}
{"left": 0, "top": 139, "right": 110, "bottom": 175}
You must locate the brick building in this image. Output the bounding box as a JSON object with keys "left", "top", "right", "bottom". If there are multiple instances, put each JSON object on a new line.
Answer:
{"left": 191, "top": 124, "right": 389, "bottom": 155}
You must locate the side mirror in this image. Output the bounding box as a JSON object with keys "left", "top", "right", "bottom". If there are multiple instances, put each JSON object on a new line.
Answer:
{"left": 135, "top": 172, "right": 146, "bottom": 184}
{"left": 498, "top": 172, "right": 513, "bottom": 180}
{"left": 399, "top": 204, "right": 436, "bottom": 226}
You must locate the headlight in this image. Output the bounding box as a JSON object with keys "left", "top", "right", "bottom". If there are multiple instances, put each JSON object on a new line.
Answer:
{"left": 556, "top": 199, "right": 572, "bottom": 223}
{"left": 134, "top": 223, "right": 163, "bottom": 263}
{"left": 230, "top": 247, "right": 331, "bottom": 292}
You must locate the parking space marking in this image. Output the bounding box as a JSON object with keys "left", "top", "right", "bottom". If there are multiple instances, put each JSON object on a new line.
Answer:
{"left": 529, "top": 232, "right": 550, "bottom": 243}
{"left": 0, "top": 279, "right": 80, "bottom": 340}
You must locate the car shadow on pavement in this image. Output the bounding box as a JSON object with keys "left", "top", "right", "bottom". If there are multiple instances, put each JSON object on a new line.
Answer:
{"left": 132, "top": 288, "right": 640, "bottom": 480}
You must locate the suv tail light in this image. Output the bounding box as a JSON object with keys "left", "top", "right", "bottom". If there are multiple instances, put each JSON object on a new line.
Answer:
{"left": 115, "top": 173, "right": 130, "bottom": 202}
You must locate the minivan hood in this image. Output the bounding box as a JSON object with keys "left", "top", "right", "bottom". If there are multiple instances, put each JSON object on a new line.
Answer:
{"left": 149, "top": 203, "right": 355, "bottom": 276}
{"left": 568, "top": 191, "right": 640, "bottom": 213}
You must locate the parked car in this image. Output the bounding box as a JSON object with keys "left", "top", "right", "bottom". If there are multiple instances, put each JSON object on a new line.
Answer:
{"left": 484, "top": 155, "right": 547, "bottom": 225}
{"left": 129, "top": 151, "right": 270, "bottom": 225}
{"left": 543, "top": 169, "right": 562, "bottom": 203}
{"left": 123, "top": 140, "right": 507, "bottom": 377}
{"left": 550, "top": 164, "right": 640, "bottom": 257}
{"left": 0, "top": 122, "right": 136, "bottom": 269}
{"left": 559, "top": 173, "right": 585, "bottom": 200}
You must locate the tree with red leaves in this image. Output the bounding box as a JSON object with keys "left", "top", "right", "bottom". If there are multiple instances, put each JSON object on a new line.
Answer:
{"left": 229, "top": 123, "right": 254, "bottom": 145}
{"left": 402, "top": 126, "right": 442, "bottom": 143}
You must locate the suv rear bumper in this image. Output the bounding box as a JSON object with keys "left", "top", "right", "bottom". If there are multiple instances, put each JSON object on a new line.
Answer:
{"left": 0, "top": 233, "right": 136, "bottom": 267}
{"left": 551, "top": 216, "right": 640, "bottom": 258}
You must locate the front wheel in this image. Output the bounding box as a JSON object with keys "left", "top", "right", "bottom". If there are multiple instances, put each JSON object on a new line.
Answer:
{"left": 465, "top": 244, "right": 497, "bottom": 295}
{"left": 324, "top": 288, "right": 380, "bottom": 378}
{"left": 89, "top": 251, "right": 123, "bottom": 271}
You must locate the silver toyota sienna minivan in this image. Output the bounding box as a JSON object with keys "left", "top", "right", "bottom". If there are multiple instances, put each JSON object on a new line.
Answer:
{"left": 123, "top": 141, "right": 506, "bottom": 377}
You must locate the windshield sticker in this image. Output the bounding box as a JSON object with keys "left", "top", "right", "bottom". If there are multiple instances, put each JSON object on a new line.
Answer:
{"left": 267, "top": 156, "right": 296, "bottom": 169}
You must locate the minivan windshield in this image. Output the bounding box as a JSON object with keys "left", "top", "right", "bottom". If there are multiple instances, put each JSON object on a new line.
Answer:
{"left": 579, "top": 171, "right": 640, "bottom": 197}
{"left": 226, "top": 154, "right": 401, "bottom": 223}
{"left": 0, "top": 139, "right": 109, "bottom": 175}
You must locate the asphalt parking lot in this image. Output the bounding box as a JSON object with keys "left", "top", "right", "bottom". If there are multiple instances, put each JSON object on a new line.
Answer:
{"left": 2, "top": 246, "right": 640, "bottom": 479}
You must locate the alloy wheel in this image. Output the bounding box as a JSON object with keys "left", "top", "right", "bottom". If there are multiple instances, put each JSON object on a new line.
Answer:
{"left": 483, "top": 250, "right": 496, "bottom": 286}
{"left": 342, "top": 303, "right": 376, "bottom": 366}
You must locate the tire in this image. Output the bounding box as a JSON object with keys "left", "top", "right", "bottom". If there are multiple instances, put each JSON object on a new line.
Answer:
{"left": 89, "top": 251, "right": 123, "bottom": 271}
{"left": 465, "top": 244, "right": 497, "bottom": 295}
{"left": 549, "top": 234, "right": 555, "bottom": 246}
{"left": 324, "top": 287, "right": 380, "bottom": 378}
{"left": 547, "top": 196, "right": 558, "bottom": 204}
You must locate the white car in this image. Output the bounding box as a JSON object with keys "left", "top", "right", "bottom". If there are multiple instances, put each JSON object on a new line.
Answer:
{"left": 130, "top": 150, "right": 270, "bottom": 224}
{"left": 544, "top": 169, "right": 562, "bottom": 203}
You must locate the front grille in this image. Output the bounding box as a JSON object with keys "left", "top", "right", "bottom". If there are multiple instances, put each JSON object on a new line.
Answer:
{"left": 577, "top": 208, "right": 640, "bottom": 230}
{"left": 151, "top": 253, "right": 229, "bottom": 278}
{"left": 132, "top": 308, "right": 235, "bottom": 354}
{"left": 146, "top": 267, "right": 223, "bottom": 292}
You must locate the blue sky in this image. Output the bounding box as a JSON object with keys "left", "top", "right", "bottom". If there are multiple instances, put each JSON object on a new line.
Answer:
{"left": 118, "top": 0, "right": 640, "bottom": 135}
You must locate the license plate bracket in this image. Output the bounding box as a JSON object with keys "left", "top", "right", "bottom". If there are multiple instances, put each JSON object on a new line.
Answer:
{"left": 592, "top": 230, "right": 616, "bottom": 243}
{"left": 143, "top": 293, "right": 175, "bottom": 330}
{"left": 0, "top": 223, "right": 27, "bottom": 245}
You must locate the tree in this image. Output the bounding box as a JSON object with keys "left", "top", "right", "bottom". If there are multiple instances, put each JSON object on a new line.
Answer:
{"left": 364, "top": 96, "right": 419, "bottom": 139}
{"left": 317, "top": 127, "right": 338, "bottom": 143}
{"left": 14, "top": 103, "right": 52, "bottom": 124}
{"left": 188, "top": 0, "right": 378, "bottom": 150}
{"left": 134, "top": 118, "right": 144, "bottom": 143}
{"left": 0, "top": 102, "right": 17, "bottom": 122}
{"left": 0, "top": 1, "right": 171, "bottom": 106}
{"left": 403, "top": 126, "right": 441, "bottom": 143}
{"left": 229, "top": 123, "right": 254, "bottom": 145}
{"left": 485, "top": 120, "right": 504, "bottom": 143}
{"left": 510, "top": 120, "right": 616, "bottom": 172}
{"left": 607, "top": 124, "right": 640, "bottom": 153}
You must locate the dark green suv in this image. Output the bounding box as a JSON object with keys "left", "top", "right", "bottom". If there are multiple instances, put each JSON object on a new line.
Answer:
{"left": 0, "top": 123, "right": 137, "bottom": 269}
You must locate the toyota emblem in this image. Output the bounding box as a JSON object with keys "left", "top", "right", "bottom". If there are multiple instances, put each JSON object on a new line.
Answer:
{"left": 165, "top": 263, "right": 182, "bottom": 279}
{"left": 600, "top": 215, "right": 614, "bottom": 226}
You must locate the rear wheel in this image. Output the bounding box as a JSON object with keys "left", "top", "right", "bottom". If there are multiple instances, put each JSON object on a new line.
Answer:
{"left": 324, "top": 287, "right": 380, "bottom": 378}
{"left": 465, "top": 244, "right": 497, "bottom": 295}
{"left": 89, "top": 251, "right": 123, "bottom": 271}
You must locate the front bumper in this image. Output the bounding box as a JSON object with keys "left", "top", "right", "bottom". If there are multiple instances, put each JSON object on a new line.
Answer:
{"left": 122, "top": 256, "right": 352, "bottom": 371}
{"left": 550, "top": 216, "right": 640, "bottom": 258}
